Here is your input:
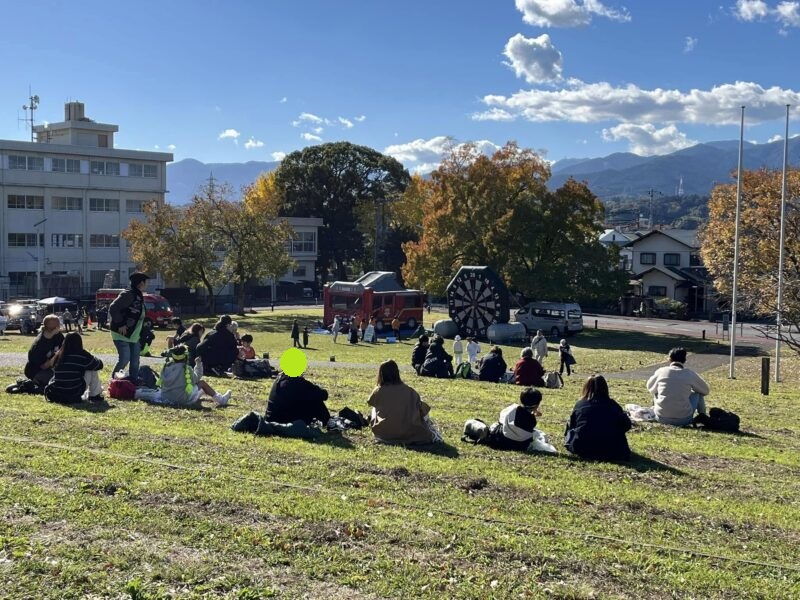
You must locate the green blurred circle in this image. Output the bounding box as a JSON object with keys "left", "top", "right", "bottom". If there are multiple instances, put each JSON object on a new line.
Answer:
{"left": 280, "top": 348, "right": 307, "bottom": 377}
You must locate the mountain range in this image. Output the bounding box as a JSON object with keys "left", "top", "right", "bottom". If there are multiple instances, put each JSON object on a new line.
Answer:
{"left": 165, "top": 138, "right": 800, "bottom": 204}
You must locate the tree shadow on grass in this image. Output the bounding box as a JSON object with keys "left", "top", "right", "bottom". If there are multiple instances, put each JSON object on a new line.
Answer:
{"left": 574, "top": 329, "right": 709, "bottom": 353}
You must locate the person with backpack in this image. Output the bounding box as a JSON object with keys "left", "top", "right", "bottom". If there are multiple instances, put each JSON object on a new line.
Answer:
{"left": 420, "top": 335, "right": 454, "bottom": 378}
{"left": 478, "top": 346, "right": 507, "bottom": 383}
{"left": 530, "top": 330, "right": 548, "bottom": 365}
{"left": 452, "top": 335, "right": 464, "bottom": 366}
{"left": 44, "top": 332, "right": 104, "bottom": 404}
{"left": 20, "top": 315, "right": 64, "bottom": 392}
{"left": 565, "top": 375, "right": 631, "bottom": 461}
{"left": 411, "top": 335, "right": 429, "bottom": 374}
{"left": 290, "top": 319, "right": 301, "bottom": 348}
{"left": 558, "top": 339, "right": 576, "bottom": 376}
{"left": 513, "top": 347, "right": 545, "bottom": 387}
{"left": 157, "top": 344, "right": 231, "bottom": 408}
{"left": 196, "top": 315, "right": 239, "bottom": 376}
{"left": 109, "top": 272, "right": 149, "bottom": 382}
{"left": 265, "top": 372, "right": 330, "bottom": 425}
{"left": 479, "top": 388, "right": 543, "bottom": 451}
{"left": 646, "top": 347, "right": 710, "bottom": 427}
{"left": 367, "top": 360, "right": 441, "bottom": 445}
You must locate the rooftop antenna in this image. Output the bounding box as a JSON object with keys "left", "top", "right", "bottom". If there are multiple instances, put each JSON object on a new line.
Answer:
{"left": 21, "top": 88, "right": 40, "bottom": 142}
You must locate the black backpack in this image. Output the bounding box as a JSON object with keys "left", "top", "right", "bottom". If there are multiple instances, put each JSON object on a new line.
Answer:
{"left": 136, "top": 365, "right": 159, "bottom": 389}
{"left": 704, "top": 407, "right": 740, "bottom": 432}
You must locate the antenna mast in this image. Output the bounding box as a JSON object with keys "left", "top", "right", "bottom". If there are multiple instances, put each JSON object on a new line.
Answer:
{"left": 21, "top": 89, "right": 40, "bottom": 142}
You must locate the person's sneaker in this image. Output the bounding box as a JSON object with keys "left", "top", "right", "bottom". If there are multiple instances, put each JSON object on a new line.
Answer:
{"left": 231, "top": 411, "right": 261, "bottom": 433}
{"left": 214, "top": 390, "right": 232, "bottom": 407}
{"left": 5, "top": 383, "right": 19, "bottom": 394}
{"left": 87, "top": 394, "right": 105, "bottom": 403}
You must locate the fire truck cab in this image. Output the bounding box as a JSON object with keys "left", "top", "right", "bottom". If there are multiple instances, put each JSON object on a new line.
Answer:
{"left": 95, "top": 289, "right": 174, "bottom": 328}
{"left": 323, "top": 272, "right": 424, "bottom": 333}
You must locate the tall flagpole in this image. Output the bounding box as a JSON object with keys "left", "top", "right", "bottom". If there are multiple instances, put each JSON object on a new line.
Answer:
{"left": 775, "top": 104, "right": 790, "bottom": 382}
{"left": 730, "top": 106, "right": 745, "bottom": 379}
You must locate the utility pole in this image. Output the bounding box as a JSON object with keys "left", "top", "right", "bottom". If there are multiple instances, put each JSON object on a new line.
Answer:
{"left": 646, "top": 188, "right": 662, "bottom": 229}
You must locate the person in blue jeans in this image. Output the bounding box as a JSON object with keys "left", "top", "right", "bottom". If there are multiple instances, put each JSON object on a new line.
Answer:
{"left": 646, "top": 347, "right": 710, "bottom": 427}
{"left": 109, "top": 272, "right": 149, "bottom": 381}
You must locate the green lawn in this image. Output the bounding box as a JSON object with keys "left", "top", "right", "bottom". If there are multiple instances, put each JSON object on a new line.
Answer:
{"left": 1, "top": 314, "right": 798, "bottom": 599}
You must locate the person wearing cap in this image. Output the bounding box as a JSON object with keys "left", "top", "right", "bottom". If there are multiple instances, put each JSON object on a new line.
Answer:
{"left": 196, "top": 315, "right": 239, "bottom": 376}
{"left": 109, "top": 272, "right": 149, "bottom": 381}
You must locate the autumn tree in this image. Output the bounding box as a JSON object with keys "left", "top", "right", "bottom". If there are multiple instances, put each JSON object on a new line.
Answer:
{"left": 274, "top": 142, "right": 411, "bottom": 282}
{"left": 700, "top": 168, "right": 800, "bottom": 352}
{"left": 402, "top": 142, "right": 626, "bottom": 302}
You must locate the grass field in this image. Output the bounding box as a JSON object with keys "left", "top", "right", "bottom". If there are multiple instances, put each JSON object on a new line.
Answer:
{"left": 1, "top": 310, "right": 799, "bottom": 599}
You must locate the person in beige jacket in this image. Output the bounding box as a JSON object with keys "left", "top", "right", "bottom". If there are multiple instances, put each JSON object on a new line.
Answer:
{"left": 646, "top": 347, "right": 710, "bottom": 427}
{"left": 367, "top": 360, "right": 441, "bottom": 445}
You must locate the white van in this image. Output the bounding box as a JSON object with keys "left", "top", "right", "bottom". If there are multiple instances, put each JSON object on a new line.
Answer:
{"left": 512, "top": 301, "right": 583, "bottom": 337}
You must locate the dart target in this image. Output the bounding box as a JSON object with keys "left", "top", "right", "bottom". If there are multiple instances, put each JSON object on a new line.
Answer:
{"left": 446, "top": 266, "right": 509, "bottom": 339}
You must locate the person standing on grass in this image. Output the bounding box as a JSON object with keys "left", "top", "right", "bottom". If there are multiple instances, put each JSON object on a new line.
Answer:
{"left": 558, "top": 339, "right": 575, "bottom": 376}
{"left": 466, "top": 337, "right": 481, "bottom": 365}
{"left": 23, "top": 314, "right": 65, "bottom": 390}
{"left": 452, "top": 335, "right": 464, "bottom": 366}
{"left": 62, "top": 308, "right": 73, "bottom": 332}
{"left": 367, "top": 360, "right": 442, "bottom": 445}
{"left": 646, "top": 347, "right": 710, "bottom": 427}
{"left": 44, "top": 332, "right": 104, "bottom": 404}
{"left": 109, "top": 272, "right": 149, "bottom": 382}
{"left": 530, "top": 330, "right": 548, "bottom": 365}
{"left": 391, "top": 316, "right": 401, "bottom": 340}
{"left": 302, "top": 326, "right": 309, "bottom": 349}
{"left": 565, "top": 375, "right": 631, "bottom": 461}
{"left": 332, "top": 315, "right": 342, "bottom": 343}
{"left": 290, "top": 319, "right": 301, "bottom": 348}
{"left": 513, "top": 347, "right": 545, "bottom": 387}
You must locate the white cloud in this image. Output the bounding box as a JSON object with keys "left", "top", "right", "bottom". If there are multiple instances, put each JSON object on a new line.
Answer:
{"left": 218, "top": 128, "right": 241, "bottom": 141}
{"left": 474, "top": 80, "right": 800, "bottom": 126}
{"left": 734, "top": 0, "right": 800, "bottom": 31}
{"left": 354, "top": 115, "right": 367, "bottom": 122}
{"left": 244, "top": 137, "right": 264, "bottom": 150}
{"left": 293, "top": 112, "right": 324, "bottom": 126}
{"left": 271, "top": 151, "right": 287, "bottom": 161}
{"left": 776, "top": 1, "right": 800, "bottom": 28}
{"left": 384, "top": 136, "right": 501, "bottom": 172}
{"left": 310, "top": 126, "right": 323, "bottom": 135}
{"left": 167, "top": 144, "right": 177, "bottom": 151}
{"left": 301, "top": 132, "right": 322, "bottom": 142}
{"left": 503, "top": 33, "right": 563, "bottom": 83}
{"left": 683, "top": 36, "right": 698, "bottom": 52}
{"left": 153, "top": 145, "right": 160, "bottom": 150}
{"left": 602, "top": 123, "right": 697, "bottom": 155}
{"left": 338, "top": 116, "right": 354, "bottom": 128}
{"left": 280, "top": 97, "right": 288, "bottom": 103}
{"left": 734, "top": 0, "right": 770, "bottom": 21}
{"left": 514, "top": 0, "right": 631, "bottom": 27}
{"left": 767, "top": 133, "right": 783, "bottom": 142}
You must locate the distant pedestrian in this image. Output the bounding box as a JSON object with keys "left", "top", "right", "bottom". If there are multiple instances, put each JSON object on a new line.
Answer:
{"left": 360, "top": 318, "right": 367, "bottom": 341}
{"left": 302, "top": 326, "right": 309, "bottom": 349}
{"left": 368, "top": 317, "right": 377, "bottom": 344}
{"left": 452, "top": 335, "right": 464, "bottom": 366}
{"left": 530, "top": 330, "right": 548, "bottom": 365}
{"left": 391, "top": 316, "right": 401, "bottom": 340}
{"left": 291, "top": 319, "right": 301, "bottom": 348}
{"left": 559, "top": 339, "right": 576, "bottom": 376}
{"left": 332, "top": 315, "right": 341, "bottom": 343}
{"left": 466, "top": 337, "right": 481, "bottom": 365}
{"left": 62, "top": 309, "right": 73, "bottom": 332}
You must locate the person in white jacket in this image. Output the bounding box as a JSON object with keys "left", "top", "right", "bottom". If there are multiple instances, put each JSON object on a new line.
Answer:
{"left": 452, "top": 335, "right": 464, "bottom": 366}
{"left": 646, "top": 347, "right": 710, "bottom": 427}
{"left": 530, "top": 330, "right": 548, "bottom": 365}
{"left": 466, "top": 338, "right": 481, "bottom": 365}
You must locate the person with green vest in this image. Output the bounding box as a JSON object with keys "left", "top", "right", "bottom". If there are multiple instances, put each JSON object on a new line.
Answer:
{"left": 109, "top": 272, "right": 149, "bottom": 382}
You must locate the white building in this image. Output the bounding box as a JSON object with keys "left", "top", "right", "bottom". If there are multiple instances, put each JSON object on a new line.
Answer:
{"left": 0, "top": 101, "right": 172, "bottom": 299}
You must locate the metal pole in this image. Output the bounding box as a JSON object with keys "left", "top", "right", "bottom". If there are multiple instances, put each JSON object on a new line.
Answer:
{"left": 775, "top": 105, "right": 790, "bottom": 383}
{"left": 729, "top": 106, "right": 745, "bottom": 379}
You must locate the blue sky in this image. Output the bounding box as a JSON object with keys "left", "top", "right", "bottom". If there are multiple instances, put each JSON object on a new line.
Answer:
{"left": 2, "top": 0, "right": 799, "bottom": 172}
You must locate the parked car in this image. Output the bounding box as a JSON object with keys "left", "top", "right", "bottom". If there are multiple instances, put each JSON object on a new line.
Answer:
{"left": 512, "top": 301, "right": 583, "bottom": 337}
{"left": 5, "top": 303, "right": 42, "bottom": 334}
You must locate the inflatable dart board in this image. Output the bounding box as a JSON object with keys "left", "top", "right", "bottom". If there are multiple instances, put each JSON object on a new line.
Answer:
{"left": 446, "top": 266, "right": 510, "bottom": 338}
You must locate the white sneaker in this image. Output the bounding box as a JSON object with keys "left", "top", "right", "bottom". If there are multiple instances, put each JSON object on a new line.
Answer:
{"left": 215, "top": 390, "right": 232, "bottom": 407}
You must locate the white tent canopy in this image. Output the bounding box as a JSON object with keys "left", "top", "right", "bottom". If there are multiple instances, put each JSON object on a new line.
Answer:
{"left": 37, "top": 297, "right": 77, "bottom": 305}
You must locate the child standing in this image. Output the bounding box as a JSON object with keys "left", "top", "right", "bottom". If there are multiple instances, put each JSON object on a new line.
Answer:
{"left": 302, "top": 326, "right": 309, "bottom": 348}
{"left": 466, "top": 337, "right": 481, "bottom": 365}
{"left": 452, "top": 335, "right": 464, "bottom": 366}
{"left": 559, "top": 339, "right": 576, "bottom": 376}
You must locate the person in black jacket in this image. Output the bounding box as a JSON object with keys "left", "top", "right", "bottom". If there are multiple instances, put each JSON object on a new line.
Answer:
{"left": 44, "top": 332, "right": 104, "bottom": 404}
{"left": 23, "top": 315, "right": 65, "bottom": 390}
{"left": 109, "top": 272, "right": 149, "bottom": 381}
{"left": 265, "top": 372, "right": 330, "bottom": 425}
{"left": 420, "top": 336, "right": 454, "bottom": 378}
{"left": 291, "top": 320, "right": 301, "bottom": 348}
{"left": 173, "top": 322, "right": 205, "bottom": 363}
{"left": 411, "top": 335, "right": 430, "bottom": 374}
{"left": 564, "top": 375, "right": 631, "bottom": 461}
{"left": 196, "top": 315, "right": 238, "bottom": 375}
{"left": 478, "top": 346, "right": 507, "bottom": 382}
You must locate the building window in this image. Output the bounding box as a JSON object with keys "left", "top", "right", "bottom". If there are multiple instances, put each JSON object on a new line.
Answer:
{"left": 143, "top": 164, "right": 157, "bottom": 178}
{"left": 292, "top": 266, "right": 307, "bottom": 278}
{"left": 9, "top": 155, "right": 27, "bottom": 170}
{"left": 89, "top": 198, "right": 119, "bottom": 212}
{"left": 106, "top": 162, "right": 120, "bottom": 176}
{"left": 663, "top": 253, "right": 681, "bottom": 266}
{"left": 52, "top": 196, "right": 83, "bottom": 211}
{"left": 90, "top": 234, "right": 120, "bottom": 248}
{"left": 51, "top": 233, "right": 83, "bottom": 248}
{"left": 640, "top": 252, "right": 656, "bottom": 265}
{"left": 126, "top": 199, "right": 146, "bottom": 213}
{"left": 128, "top": 163, "right": 143, "bottom": 177}
{"left": 8, "top": 195, "right": 44, "bottom": 210}
{"left": 648, "top": 286, "right": 667, "bottom": 297}
{"left": 689, "top": 253, "right": 702, "bottom": 267}
{"left": 9, "top": 272, "right": 35, "bottom": 286}
{"left": 98, "top": 134, "right": 108, "bottom": 148}
{"left": 27, "top": 156, "right": 44, "bottom": 171}
{"left": 291, "top": 231, "right": 316, "bottom": 253}
{"left": 8, "top": 233, "right": 43, "bottom": 247}
{"left": 90, "top": 161, "right": 105, "bottom": 175}
{"left": 51, "top": 158, "right": 81, "bottom": 173}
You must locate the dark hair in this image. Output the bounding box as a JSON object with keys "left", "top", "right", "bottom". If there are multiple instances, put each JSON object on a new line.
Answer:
{"left": 240, "top": 334, "right": 253, "bottom": 343}
{"left": 580, "top": 375, "right": 611, "bottom": 403}
{"left": 418, "top": 335, "right": 429, "bottom": 344}
{"left": 490, "top": 345, "right": 503, "bottom": 357}
{"left": 53, "top": 332, "right": 83, "bottom": 366}
{"left": 172, "top": 317, "right": 182, "bottom": 325}
{"left": 190, "top": 322, "right": 204, "bottom": 335}
{"left": 377, "top": 360, "right": 403, "bottom": 386}
{"left": 219, "top": 314, "right": 232, "bottom": 326}
{"left": 129, "top": 271, "right": 150, "bottom": 287}
{"left": 432, "top": 335, "right": 444, "bottom": 346}
{"left": 520, "top": 387, "right": 542, "bottom": 407}
{"left": 669, "top": 347, "right": 687, "bottom": 363}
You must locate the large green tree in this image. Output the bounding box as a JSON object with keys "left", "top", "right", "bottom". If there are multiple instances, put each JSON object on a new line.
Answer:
{"left": 402, "top": 142, "right": 627, "bottom": 302}
{"left": 274, "top": 142, "right": 411, "bottom": 282}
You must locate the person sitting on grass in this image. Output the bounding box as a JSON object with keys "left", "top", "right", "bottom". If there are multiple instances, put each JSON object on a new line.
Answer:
{"left": 565, "top": 375, "right": 631, "bottom": 461}
{"left": 158, "top": 344, "right": 231, "bottom": 408}
{"left": 411, "top": 334, "right": 430, "bottom": 374}
{"left": 420, "top": 335, "right": 454, "bottom": 378}
{"left": 196, "top": 315, "right": 239, "bottom": 376}
{"left": 367, "top": 359, "right": 442, "bottom": 445}
{"left": 483, "top": 387, "right": 543, "bottom": 451}
{"left": 478, "top": 346, "right": 507, "bottom": 383}
{"left": 44, "top": 332, "right": 104, "bottom": 404}
{"left": 166, "top": 317, "right": 186, "bottom": 350}
{"left": 238, "top": 333, "right": 256, "bottom": 360}
{"left": 513, "top": 347, "right": 545, "bottom": 387}
{"left": 21, "top": 314, "right": 64, "bottom": 392}
{"left": 265, "top": 371, "right": 330, "bottom": 426}
{"left": 173, "top": 322, "right": 205, "bottom": 363}
{"left": 646, "top": 347, "right": 710, "bottom": 427}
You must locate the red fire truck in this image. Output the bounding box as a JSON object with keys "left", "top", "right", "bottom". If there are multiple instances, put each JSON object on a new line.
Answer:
{"left": 323, "top": 272, "right": 424, "bottom": 332}
{"left": 95, "top": 289, "right": 174, "bottom": 327}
